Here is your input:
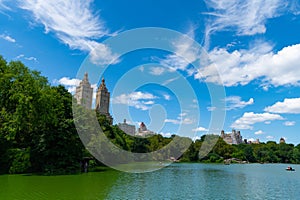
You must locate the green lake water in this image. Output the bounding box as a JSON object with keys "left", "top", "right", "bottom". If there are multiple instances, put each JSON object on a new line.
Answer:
{"left": 1, "top": 163, "right": 300, "bottom": 199}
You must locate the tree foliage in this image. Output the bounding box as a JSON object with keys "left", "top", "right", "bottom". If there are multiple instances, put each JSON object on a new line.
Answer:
{"left": 0, "top": 56, "right": 85, "bottom": 174}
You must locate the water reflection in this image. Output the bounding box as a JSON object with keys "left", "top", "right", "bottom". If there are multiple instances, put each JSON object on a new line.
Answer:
{"left": 107, "top": 163, "right": 300, "bottom": 199}
{"left": 1, "top": 164, "right": 300, "bottom": 199}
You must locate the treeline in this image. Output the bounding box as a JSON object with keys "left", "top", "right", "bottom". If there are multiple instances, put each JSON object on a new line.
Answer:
{"left": 181, "top": 135, "right": 300, "bottom": 164}
{"left": 1, "top": 56, "right": 300, "bottom": 174}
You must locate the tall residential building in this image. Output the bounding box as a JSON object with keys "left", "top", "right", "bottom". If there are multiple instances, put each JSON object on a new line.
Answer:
{"left": 118, "top": 119, "right": 136, "bottom": 136}
{"left": 136, "top": 122, "right": 155, "bottom": 137}
{"left": 280, "top": 137, "right": 286, "bottom": 143}
{"left": 75, "top": 72, "right": 93, "bottom": 109}
{"left": 96, "top": 78, "right": 113, "bottom": 124}
{"left": 221, "top": 129, "right": 243, "bottom": 145}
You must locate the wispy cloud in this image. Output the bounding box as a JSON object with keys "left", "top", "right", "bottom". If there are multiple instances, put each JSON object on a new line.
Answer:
{"left": 203, "top": 0, "right": 286, "bottom": 48}
{"left": 284, "top": 121, "right": 296, "bottom": 126}
{"left": 164, "top": 118, "right": 194, "bottom": 125}
{"left": 266, "top": 135, "right": 274, "bottom": 140}
{"left": 192, "top": 126, "right": 208, "bottom": 132}
{"left": 15, "top": 54, "right": 38, "bottom": 62}
{"left": 207, "top": 106, "right": 216, "bottom": 112}
{"left": 20, "top": 0, "right": 119, "bottom": 65}
{"left": 264, "top": 98, "right": 300, "bottom": 114}
{"left": 149, "top": 66, "right": 165, "bottom": 76}
{"left": 160, "top": 30, "right": 201, "bottom": 74}
{"left": 0, "top": 34, "right": 15, "bottom": 42}
{"left": 290, "top": 1, "right": 300, "bottom": 15}
{"left": 0, "top": 0, "right": 10, "bottom": 10}
{"left": 254, "top": 130, "right": 264, "bottom": 135}
{"left": 112, "top": 91, "right": 157, "bottom": 111}
{"left": 162, "top": 77, "right": 179, "bottom": 85}
{"left": 231, "top": 112, "right": 284, "bottom": 130}
{"left": 225, "top": 96, "right": 254, "bottom": 110}
{"left": 164, "top": 112, "right": 194, "bottom": 125}
{"left": 163, "top": 94, "right": 171, "bottom": 101}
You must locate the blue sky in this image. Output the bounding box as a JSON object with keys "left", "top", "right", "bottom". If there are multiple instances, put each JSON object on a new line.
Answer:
{"left": 1, "top": 0, "right": 300, "bottom": 144}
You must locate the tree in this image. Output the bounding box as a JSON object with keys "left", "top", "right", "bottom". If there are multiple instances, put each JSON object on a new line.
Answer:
{"left": 0, "top": 56, "right": 85, "bottom": 174}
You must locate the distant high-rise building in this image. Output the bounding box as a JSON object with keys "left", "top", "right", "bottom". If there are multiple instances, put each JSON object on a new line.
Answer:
{"left": 118, "top": 119, "right": 136, "bottom": 136}
{"left": 96, "top": 78, "right": 113, "bottom": 124}
{"left": 75, "top": 72, "right": 93, "bottom": 109}
{"left": 136, "top": 122, "right": 155, "bottom": 137}
{"left": 221, "top": 129, "right": 243, "bottom": 145}
{"left": 280, "top": 137, "right": 286, "bottom": 144}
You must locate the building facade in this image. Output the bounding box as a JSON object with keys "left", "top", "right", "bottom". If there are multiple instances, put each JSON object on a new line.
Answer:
{"left": 136, "top": 122, "right": 155, "bottom": 137}
{"left": 280, "top": 137, "right": 286, "bottom": 143}
{"left": 75, "top": 72, "right": 93, "bottom": 109}
{"left": 95, "top": 78, "right": 113, "bottom": 124}
{"left": 118, "top": 119, "right": 136, "bottom": 136}
{"left": 221, "top": 129, "right": 243, "bottom": 145}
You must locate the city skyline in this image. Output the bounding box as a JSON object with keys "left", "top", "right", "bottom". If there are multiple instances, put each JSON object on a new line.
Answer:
{"left": 1, "top": 1, "right": 300, "bottom": 144}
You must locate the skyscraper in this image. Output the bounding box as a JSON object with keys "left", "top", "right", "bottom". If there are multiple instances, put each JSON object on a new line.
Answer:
{"left": 96, "top": 78, "right": 113, "bottom": 124}
{"left": 75, "top": 72, "right": 93, "bottom": 109}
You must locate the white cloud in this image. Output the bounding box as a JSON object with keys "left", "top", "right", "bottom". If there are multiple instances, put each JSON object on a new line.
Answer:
{"left": 112, "top": 91, "right": 157, "bottom": 111}
{"left": 0, "top": 0, "right": 10, "bottom": 10}
{"left": 284, "top": 121, "right": 296, "bottom": 126}
{"left": 203, "top": 0, "right": 286, "bottom": 47}
{"left": 159, "top": 132, "right": 173, "bottom": 138}
{"left": 163, "top": 94, "right": 171, "bottom": 101}
{"left": 91, "top": 84, "right": 97, "bottom": 98}
{"left": 160, "top": 30, "right": 202, "bottom": 73}
{"left": 15, "top": 54, "right": 38, "bottom": 62}
{"left": 20, "top": 0, "right": 119, "bottom": 65}
{"left": 54, "top": 77, "right": 81, "bottom": 94}
{"left": 264, "top": 98, "right": 300, "bottom": 114}
{"left": 164, "top": 119, "right": 181, "bottom": 124}
{"left": 164, "top": 112, "right": 194, "bottom": 125}
{"left": 15, "top": 54, "right": 24, "bottom": 59}
{"left": 164, "top": 118, "right": 194, "bottom": 125}
{"left": 290, "top": 1, "right": 300, "bottom": 15}
{"left": 57, "top": 77, "right": 81, "bottom": 86}
{"left": 225, "top": 96, "right": 254, "bottom": 110}
{"left": 149, "top": 67, "right": 165, "bottom": 76}
{"left": 207, "top": 106, "right": 216, "bottom": 111}
{"left": 231, "top": 112, "right": 284, "bottom": 130}
{"left": 143, "top": 100, "right": 155, "bottom": 105}
{"left": 139, "top": 66, "right": 145, "bottom": 72}
{"left": 0, "top": 34, "right": 16, "bottom": 42}
{"left": 266, "top": 135, "right": 274, "bottom": 140}
{"left": 247, "top": 138, "right": 256, "bottom": 142}
{"left": 196, "top": 43, "right": 300, "bottom": 87}
{"left": 20, "top": 0, "right": 106, "bottom": 38}
{"left": 192, "top": 136, "right": 201, "bottom": 141}
{"left": 25, "top": 56, "right": 37, "bottom": 62}
{"left": 254, "top": 130, "right": 264, "bottom": 135}
{"left": 163, "top": 77, "right": 179, "bottom": 85}
{"left": 192, "top": 127, "right": 208, "bottom": 132}
{"left": 179, "top": 112, "right": 187, "bottom": 117}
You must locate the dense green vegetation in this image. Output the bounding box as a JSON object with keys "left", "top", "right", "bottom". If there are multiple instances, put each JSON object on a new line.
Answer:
{"left": 1, "top": 56, "right": 300, "bottom": 174}
{"left": 181, "top": 135, "right": 300, "bottom": 164}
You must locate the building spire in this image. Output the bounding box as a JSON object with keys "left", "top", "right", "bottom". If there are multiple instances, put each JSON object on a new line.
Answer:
{"left": 83, "top": 72, "right": 89, "bottom": 83}
{"left": 99, "top": 77, "right": 107, "bottom": 91}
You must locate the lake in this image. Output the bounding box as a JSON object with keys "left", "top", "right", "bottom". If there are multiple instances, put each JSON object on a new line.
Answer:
{"left": 1, "top": 163, "right": 300, "bottom": 199}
